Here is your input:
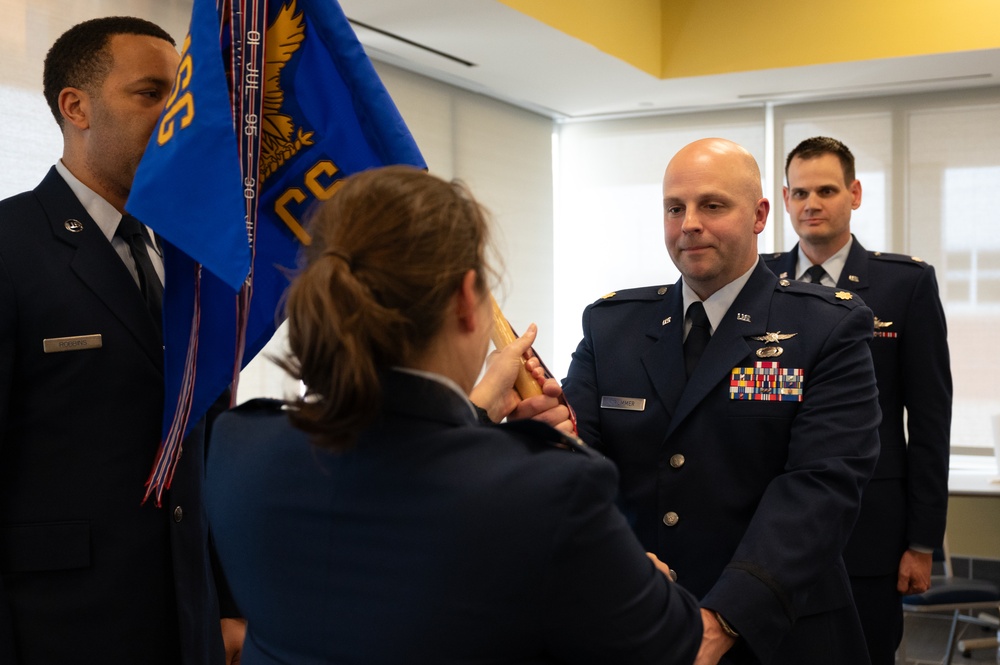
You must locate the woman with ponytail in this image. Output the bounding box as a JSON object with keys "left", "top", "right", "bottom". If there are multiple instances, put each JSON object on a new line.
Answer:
{"left": 204, "top": 166, "right": 702, "bottom": 665}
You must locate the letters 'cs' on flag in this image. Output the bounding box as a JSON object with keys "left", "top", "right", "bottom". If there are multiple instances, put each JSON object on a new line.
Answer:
{"left": 126, "top": 0, "right": 426, "bottom": 504}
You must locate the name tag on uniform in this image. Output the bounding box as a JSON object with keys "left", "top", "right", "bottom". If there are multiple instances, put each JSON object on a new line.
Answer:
{"left": 600, "top": 395, "right": 646, "bottom": 411}
{"left": 42, "top": 334, "right": 103, "bottom": 353}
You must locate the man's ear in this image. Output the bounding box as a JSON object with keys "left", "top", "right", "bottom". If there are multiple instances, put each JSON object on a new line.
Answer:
{"left": 58, "top": 87, "right": 90, "bottom": 130}
{"left": 455, "top": 269, "right": 481, "bottom": 333}
{"left": 849, "top": 179, "right": 863, "bottom": 210}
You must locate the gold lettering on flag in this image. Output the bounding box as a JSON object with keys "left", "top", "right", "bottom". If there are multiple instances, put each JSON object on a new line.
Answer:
{"left": 158, "top": 35, "right": 195, "bottom": 145}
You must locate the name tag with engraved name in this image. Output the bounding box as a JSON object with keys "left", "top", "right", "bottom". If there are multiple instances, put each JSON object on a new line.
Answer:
{"left": 42, "top": 334, "right": 103, "bottom": 353}
{"left": 600, "top": 395, "right": 646, "bottom": 411}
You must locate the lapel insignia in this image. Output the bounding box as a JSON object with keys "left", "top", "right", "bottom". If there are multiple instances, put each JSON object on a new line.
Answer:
{"left": 736, "top": 313, "right": 751, "bottom": 322}
{"left": 848, "top": 274, "right": 859, "bottom": 282}
{"left": 64, "top": 219, "right": 84, "bottom": 233}
{"left": 779, "top": 271, "right": 789, "bottom": 279}
{"left": 662, "top": 317, "right": 671, "bottom": 326}
{"left": 835, "top": 291, "right": 853, "bottom": 300}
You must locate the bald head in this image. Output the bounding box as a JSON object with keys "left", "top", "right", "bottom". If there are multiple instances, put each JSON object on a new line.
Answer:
{"left": 665, "top": 138, "right": 763, "bottom": 203}
{"left": 662, "top": 138, "right": 769, "bottom": 299}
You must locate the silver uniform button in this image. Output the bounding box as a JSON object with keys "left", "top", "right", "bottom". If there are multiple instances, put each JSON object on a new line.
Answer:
{"left": 662, "top": 511, "right": 679, "bottom": 527}
{"left": 173, "top": 506, "right": 183, "bottom": 523}
{"left": 669, "top": 454, "right": 685, "bottom": 468}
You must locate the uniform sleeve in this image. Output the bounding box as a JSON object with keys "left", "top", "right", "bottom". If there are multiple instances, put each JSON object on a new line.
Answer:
{"left": 0, "top": 244, "right": 21, "bottom": 662}
{"left": 900, "top": 266, "right": 951, "bottom": 549}
{"left": 562, "top": 303, "right": 605, "bottom": 451}
{"left": 541, "top": 452, "right": 703, "bottom": 665}
{"left": 701, "top": 303, "right": 880, "bottom": 663}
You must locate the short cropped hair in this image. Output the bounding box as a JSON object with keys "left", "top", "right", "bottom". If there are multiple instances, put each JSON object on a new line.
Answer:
{"left": 785, "top": 136, "right": 856, "bottom": 185}
{"left": 43, "top": 16, "right": 175, "bottom": 127}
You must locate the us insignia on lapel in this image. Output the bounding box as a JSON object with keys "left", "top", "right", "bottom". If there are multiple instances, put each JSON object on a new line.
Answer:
{"left": 730, "top": 362, "right": 804, "bottom": 402}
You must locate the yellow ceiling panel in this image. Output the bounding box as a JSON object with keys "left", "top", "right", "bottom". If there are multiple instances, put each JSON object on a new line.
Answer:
{"left": 500, "top": 0, "right": 1000, "bottom": 79}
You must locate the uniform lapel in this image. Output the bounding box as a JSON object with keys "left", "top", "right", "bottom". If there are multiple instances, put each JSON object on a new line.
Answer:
{"left": 36, "top": 168, "right": 164, "bottom": 371}
{"left": 640, "top": 285, "right": 686, "bottom": 420}
{"left": 837, "top": 236, "right": 870, "bottom": 295}
{"left": 666, "top": 263, "right": 774, "bottom": 438}
{"left": 770, "top": 247, "right": 798, "bottom": 280}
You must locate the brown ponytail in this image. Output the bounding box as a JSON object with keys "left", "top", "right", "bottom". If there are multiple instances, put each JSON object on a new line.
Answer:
{"left": 279, "top": 166, "right": 495, "bottom": 450}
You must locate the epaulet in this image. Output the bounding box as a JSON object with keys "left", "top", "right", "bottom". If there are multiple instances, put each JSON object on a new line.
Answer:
{"left": 591, "top": 284, "right": 671, "bottom": 306}
{"left": 773, "top": 277, "right": 863, "bottom": 309}
{"left": 230, "top": 397, "right": 286, "bottom": 413}
{"left": 497, "top": 419, "right": 590, "bottom": 454}
{"left": 868, "top": 250, "right": 930, "bottom": 268}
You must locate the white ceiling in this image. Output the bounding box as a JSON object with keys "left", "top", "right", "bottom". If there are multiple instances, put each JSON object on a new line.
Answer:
{"left": 338, "top": 0, "right": 1000, "bottom": 121}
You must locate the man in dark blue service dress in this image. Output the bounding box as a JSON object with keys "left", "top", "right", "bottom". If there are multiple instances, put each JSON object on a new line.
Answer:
{"left": 563, "top": 138, "right": 880, "bottom": 665}
{"left": 0, "top": 16, "right": 241, "bottom": 663}
{"left": 765, "top": 136, "right": 951, "bottom": 665}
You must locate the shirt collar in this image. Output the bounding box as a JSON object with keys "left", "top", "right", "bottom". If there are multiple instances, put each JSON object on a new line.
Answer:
{"left": 681, "top": 257, "right": 759, "bottom": 334}
{"left": 795, "top": 236, "right": 853, "bottom": 286}
{"left": 54, "top": 161, "right": 122, "bottom": 243}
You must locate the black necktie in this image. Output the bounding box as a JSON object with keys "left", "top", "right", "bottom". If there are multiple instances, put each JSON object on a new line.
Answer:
{"left": 803, "top": 264, "right": 827, "bottom": 285}
{"left": 684, "top": 301, "right": 711, "bottom": 378}
{"left": 116, "top": 215, "right": 163, "bottom": 331}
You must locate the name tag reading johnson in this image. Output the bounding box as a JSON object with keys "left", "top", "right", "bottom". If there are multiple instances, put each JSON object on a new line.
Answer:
{"left": 43, "top": 334, "right": 103, "bottom": 354}
{"left": 600, "top": 396, "right": 646, "bottom": 411}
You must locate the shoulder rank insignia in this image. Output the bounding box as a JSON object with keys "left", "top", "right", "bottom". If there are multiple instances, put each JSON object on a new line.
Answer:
{"left": 600, "top": 291, "right": 617, "bottom": 300}
{"left": 835, "top": 291, "right": 853, "bottom": 300}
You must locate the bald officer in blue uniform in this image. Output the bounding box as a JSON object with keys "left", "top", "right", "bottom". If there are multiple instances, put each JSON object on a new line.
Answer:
{"left": 563, "top": 138, "right": 880, "bottom": 665}
{"left": 764, "top": 136, "right": 951, "bottom": 665}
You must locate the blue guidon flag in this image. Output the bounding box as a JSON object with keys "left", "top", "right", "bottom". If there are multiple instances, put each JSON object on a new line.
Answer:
{"left": 127, "top": 0, "right": 426, "bottom": 504}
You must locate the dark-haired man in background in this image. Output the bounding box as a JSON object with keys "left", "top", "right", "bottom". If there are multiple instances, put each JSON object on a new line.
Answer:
{"left": 0, "top": 16, "right": 240, "bottom": 663}
{"left": 765, "top": 136, "right": 952, "bottom": 665}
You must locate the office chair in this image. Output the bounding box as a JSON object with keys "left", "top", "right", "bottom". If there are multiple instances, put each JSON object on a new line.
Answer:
{"left": 898, "top": 536, "right": 1000, "bottom": 664}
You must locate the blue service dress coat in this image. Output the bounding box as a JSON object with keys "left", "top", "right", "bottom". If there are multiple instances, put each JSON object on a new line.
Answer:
{"left": 562, "top": 261, "right": 881, "bottom": 665}
{"left": 204, "top": 370, "right": 704, "bottom": 665}
{"left": 0, "top": 168, "right": 225, "bottom": 664}
{"left": 763, "top": 239, "right": 951, "bottom": 574}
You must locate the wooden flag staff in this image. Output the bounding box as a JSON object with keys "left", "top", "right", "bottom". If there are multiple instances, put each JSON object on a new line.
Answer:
{"left": 489, "top": 294, "right": 543, "bottom": 398}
